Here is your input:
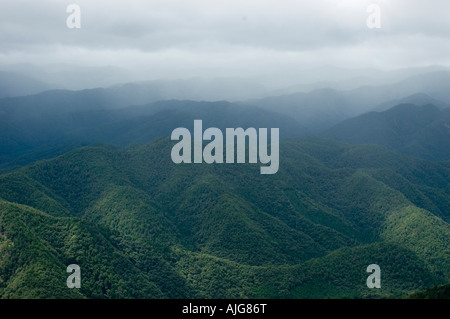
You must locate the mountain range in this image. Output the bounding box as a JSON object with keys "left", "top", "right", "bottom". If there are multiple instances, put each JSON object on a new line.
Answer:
{"left": 0, "top": 65, "right": 449, "bottom": 299}
{"left": 0, "top": 137, "right": 449, "bottom": 298}
{"left": 245, "top": 71, "right": 450, "bottom": 132}
{"left": 2, "top": 70, "right": 450, "bottom": 172}
{"left": 0, "top": 99, "right": 307, "bottom": 172}
{"left": 325, "top": 103, "right": 450, "bottom": 161}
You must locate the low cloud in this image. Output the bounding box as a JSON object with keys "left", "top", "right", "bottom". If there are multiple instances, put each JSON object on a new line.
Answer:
{"left": 0, "top": 0, "right": 449, "bottom": 80}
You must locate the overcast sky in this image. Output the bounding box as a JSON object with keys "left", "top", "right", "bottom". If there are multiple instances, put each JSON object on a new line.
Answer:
{"left": 1, "top": 0, "right": 449, "bottom": 80}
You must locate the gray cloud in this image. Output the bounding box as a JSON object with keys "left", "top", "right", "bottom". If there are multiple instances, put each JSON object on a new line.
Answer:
{"left": 0, "top": 0, "right": 449, "bottom": 80}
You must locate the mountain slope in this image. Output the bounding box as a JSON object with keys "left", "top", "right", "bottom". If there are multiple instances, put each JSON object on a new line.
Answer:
{"left": 246, "top": 71, "right": 450, "bottom": 132}
{"left": 371, "top": 93, "right": 450, "bottom": 112}
{"left": 408, "top": 283, "right": 450, "bottom": 299}
{"left": 0, "top": 137, "right": 449, "bottom": 298}
{"left": 0, "top": 199, "right": 168, "bottom": 298}
{"left": 0, "top": 100, "right": 308, "bottom": 172}
{"left": 0, "top": 71, "right": 50, "bottom": 98}
{"left": 324, "top": 103, "right": 450, "bottom": 161}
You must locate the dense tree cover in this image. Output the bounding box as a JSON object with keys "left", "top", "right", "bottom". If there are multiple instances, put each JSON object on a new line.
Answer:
{"left": 408, "top": 282, "right": 450, "bottom": 299}
{"left": 0, "top": 100, "right": 306, "bottom": 172}
{"left": 325, "top": 104, "right": 450, "bottom": 161}
{"left": 0, "top": 137, "right": 449, "bottom": 298}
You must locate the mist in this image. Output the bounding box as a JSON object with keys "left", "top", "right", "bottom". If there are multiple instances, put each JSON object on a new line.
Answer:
{"left": 0, "top": 0, "right": 449, "bottom": 92}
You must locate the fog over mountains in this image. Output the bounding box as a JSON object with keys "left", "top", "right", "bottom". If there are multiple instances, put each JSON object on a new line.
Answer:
{"left": 1, "top": 64, "right": 449, "bottom": 172}
{"left": 1, "top": 70, "right": 449, "bottom": 300}
{"left": 245, "top": 70, "right": 450, "bottom": 132}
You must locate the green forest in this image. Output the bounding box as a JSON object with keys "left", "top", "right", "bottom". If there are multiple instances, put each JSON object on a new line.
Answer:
{"left": 0, "top": 136, "right": 449, "bottom": 298}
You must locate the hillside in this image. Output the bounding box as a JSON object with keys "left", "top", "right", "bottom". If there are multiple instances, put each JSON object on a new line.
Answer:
{"left": 370, "top": 93, "right": 450, "bottom": 113}
{"left": 408, "top": 283, "right": 450, "bottom": 299}
{"left": 0, "top": 137, "right": 449, "bottom": 298}
{"left": 324, "top": 103, "right": 450, "bottom": 161}
{"left": 0, "top": 100, "right": 307, "bottom": 172}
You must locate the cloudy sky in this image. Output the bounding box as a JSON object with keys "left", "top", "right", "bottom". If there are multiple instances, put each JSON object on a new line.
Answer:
{"left": 1, "top": 0, "right": 449, "bottom": 80}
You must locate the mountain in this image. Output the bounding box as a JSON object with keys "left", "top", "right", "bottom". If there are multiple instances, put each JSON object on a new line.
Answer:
{"left": 0, "top": 77, "right": 270, "bottom": 121}
{"left": 0, "top": 136, "right": 449, "bottom": 298}
{"left": 408, "top": 283, "right": 450, "bottom": 299}
{"left": 324, "top": 103, "right": 450, "bottom": 161}
{"left": 244, "top": 88, "right": 349, "bottom": 133}
{"left": 370, "top": 93, "right": 450, "bottom": 112}
{"left": 63, "top": 100, "right": 308, "bottom": 143}
{"left": 267, "top": 65, "right": 450, "bottom": 95}
{"left": 245, "top": 71, "right": 450, "bottom": 132}
{"left": 121, "top": 77, "right": 269, "bottom": 101}
{"left": 1, "top": 63, "right": 270, "bottom": 101}
{"left": 0, "top": 64, "right": 134, "bottom": 91}
{"left": 0, "top": 71, "right": 50, "bottom": 98}
{"left": 0, "top": 99, "right": 307, "bottom": 172}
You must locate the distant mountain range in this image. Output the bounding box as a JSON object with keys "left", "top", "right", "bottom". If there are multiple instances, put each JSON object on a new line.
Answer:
{"left": 266, "top": 65, "right": 450, "bottom": 94}
{"left": 0, "top": 65, "right": 269, "bottom": 101}
{"left": 245, "top": 71, "right": 450, "bottom": 132}
{"left": 0, "top": 71, "right": 51, "bottom": 98}
{"left": 2, "top": 69, "right": 450, "bottom": 170}
{"left": 0, "top": 64, "right": 134, "bottom": 93}
{"left": 0, "top": 99, "right": 307, "bottom": 171}
{"left": 370, "top": 93, "right": 450, "bottom": 112}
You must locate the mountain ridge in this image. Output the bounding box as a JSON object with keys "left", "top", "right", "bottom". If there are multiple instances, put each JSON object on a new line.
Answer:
{"left": 0, "top": 136, "right": 448, "bottom": 298}
{"left": 324, "top": 103, "right": 450, "bottom": 161}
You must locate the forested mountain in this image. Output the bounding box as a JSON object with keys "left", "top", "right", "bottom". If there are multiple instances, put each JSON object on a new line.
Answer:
{"left": 408, "top": 283, "right": 450, "bottom": 299}
{"left": 1, "top": 66, "right": 449, "bottom": 299}
{"left": 325, "top": 103, "right": 450, "bottom": 161}
{"left": 3, "top": 70, "right": 449, "bottom": 172}
{"left": 2, "top": 0, "right": 448, "bottom": 301}
{"left": 0, "top": 99, "right": 307, "bottom": 172}
{"left": 370, "top": 93, "right": 450, "bottom": 113}
{"left": 0, "top": 137, "right": 449, "bottom": 298}
{"left": 245, "top": 71, "right": 450, "bottom": 132}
